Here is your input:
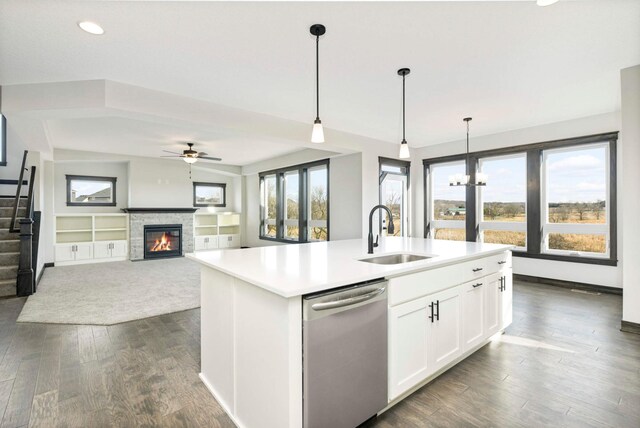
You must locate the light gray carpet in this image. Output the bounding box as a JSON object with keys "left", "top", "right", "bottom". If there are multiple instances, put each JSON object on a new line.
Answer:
{"left": 17, "top": 258, "right": 200, "bottom": 325}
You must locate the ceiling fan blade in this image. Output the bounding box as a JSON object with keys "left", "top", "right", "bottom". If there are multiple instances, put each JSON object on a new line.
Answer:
{"left": 198, "top": 156, "right": 222, "bottom": 161}
{"left": 197, "top": 152, "right": 208, "bottom": 157}
{"left": 160, "top": 155, "right": 181, "bottom": 158}
{"left": 162, "top": 150, "right": 182, "bottom": 155}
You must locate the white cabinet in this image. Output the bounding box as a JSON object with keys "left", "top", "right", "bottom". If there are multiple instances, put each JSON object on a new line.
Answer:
{"left": 94, "top": 241, "right": 128, "bottom": 259}
{"left": 388, "top": 297, "right": 430, "bottom": 400}
{"left": 55, "top": 243, "right": 93, "bottom": 262}
{"left": 195, "top": 235, "right": 219, "bottom": 251}
{"left": 462, "top": 280, "right": 485, "bottom": 351}
{"left": 500, "top": 268, "right": 513, "bottom": 330}
{"left": 427, "top": 286, "right": 463, "bottom": 373}
{"left": 55, "top": 214, "right": 129, "bottom": 266}
{"left": 484, "top": 273, "right": 502, "bottom": 338}
{"left": 194, "top": 213, "right": 241, "bottom": 251}
{"left": 388, "top": 251, "right": 513, "bottom": 401}
{"left": 219, "top": 234, "right": 240, "bottom": 249}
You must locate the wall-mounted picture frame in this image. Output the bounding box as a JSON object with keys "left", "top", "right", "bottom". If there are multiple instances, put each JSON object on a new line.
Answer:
{"left": 193, "top": 182, "right": 226, "bottom": 207}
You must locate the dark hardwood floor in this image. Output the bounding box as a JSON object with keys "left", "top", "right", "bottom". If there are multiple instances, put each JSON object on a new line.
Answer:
{"left": 1, "top": 281, "right": 639, "bottom": 427}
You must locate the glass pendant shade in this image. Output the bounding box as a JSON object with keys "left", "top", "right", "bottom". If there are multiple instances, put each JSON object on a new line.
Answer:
{"left": 399, "top": 140, "right": 410, "bottom": 159}
{"left": 183, "top": 156, "right": 198, "bottom": 164}
{"left": 311, "top": 119, "right": 325, "bottom": 144}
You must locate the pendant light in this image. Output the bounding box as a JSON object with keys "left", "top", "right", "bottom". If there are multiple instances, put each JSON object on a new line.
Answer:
{"left": 398, "top": 68, "right": 411, "bottom": 159}
{"left": 310, "top": 24, "right": 326, "bottom": 143}
{"left": 449, "top": 117, "right": 488, "bottom": 186}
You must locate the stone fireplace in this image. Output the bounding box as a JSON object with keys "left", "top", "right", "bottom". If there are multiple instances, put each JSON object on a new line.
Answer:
{"left": 123, "top": 208, "right": 196, "bottom": 260}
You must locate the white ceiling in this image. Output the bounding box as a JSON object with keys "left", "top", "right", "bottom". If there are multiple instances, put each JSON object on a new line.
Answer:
{"left": 45, "top": 116, "right": 304, "bottom": 166}
{"left": 0, "top": 0, "right": 639, "bottom": 155}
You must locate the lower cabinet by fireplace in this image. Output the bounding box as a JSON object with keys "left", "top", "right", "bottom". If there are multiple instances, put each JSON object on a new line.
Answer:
{"left": 388, "top": 253, "right": 512, "bottom": 401}
{"left": 94, "top": 240, "right": 128, "bottom": 259}
{"left": 195, "top": 235, "right": 219, "bottom": 251}
{"left": 54, "top": 243, "right": 93, "bottom": 263}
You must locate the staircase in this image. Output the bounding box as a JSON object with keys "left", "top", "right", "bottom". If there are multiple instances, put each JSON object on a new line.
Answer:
{"left": 0, "top": 197, "right": 26, "bottom": 297}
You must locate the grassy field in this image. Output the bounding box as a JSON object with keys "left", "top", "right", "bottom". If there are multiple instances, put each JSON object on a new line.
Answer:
{"left": 432, "top": 200, "right": 606, "bottom": 252}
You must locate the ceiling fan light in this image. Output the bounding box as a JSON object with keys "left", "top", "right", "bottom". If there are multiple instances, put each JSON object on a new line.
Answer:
{"left": 399, "top": 140, "right": 410, "bottom": 159}
{"left": 311, "top": 119, "right": 325, "bottom": 144}
{"left": 183, "top": 156, "right": 198, "bottom": 164}
{"left": 536, "top": 0, "right": 559, "bottom": 6}
{"left": 78, "top": 21, "right": 104, "bottom": 35}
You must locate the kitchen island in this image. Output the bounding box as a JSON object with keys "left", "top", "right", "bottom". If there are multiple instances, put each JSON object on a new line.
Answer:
{"left": 188, "top": 237, "right": 513, "bottom": 428}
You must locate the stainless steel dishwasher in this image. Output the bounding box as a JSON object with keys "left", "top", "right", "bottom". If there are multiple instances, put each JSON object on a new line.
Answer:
{"left": 303, "top": 279, "right": 388, "bottom": 428}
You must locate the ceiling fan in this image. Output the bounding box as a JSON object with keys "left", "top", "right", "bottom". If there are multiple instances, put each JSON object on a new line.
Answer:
{"left": 161, "top": 142, "right": 222, "bottom": 164}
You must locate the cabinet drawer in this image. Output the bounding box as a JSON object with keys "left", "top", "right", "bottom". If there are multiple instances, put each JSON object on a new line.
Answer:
{"left": 388, "top": 251, "right": 510, "bottom": 306}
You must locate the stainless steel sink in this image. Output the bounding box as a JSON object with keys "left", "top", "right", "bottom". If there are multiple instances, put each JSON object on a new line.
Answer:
{"left": 359, "top": 253, "right": 432, "bottom": 265}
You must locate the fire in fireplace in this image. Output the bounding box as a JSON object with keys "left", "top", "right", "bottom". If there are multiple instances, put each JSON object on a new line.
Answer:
{"left": 144, "top": 224, "right": 182, "bottom": 259}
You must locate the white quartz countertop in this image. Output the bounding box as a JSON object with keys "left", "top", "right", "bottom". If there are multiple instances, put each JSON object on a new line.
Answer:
{"left": 187, "top": 238, "right": 512, "bottom": 298}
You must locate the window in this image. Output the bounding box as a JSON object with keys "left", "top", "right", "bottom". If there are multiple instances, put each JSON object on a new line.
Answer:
{"left": 422, "top": 132, "right": 617, "bottom": 266}
{"left": 379, "top": 157, "right": 410, "bottom": 237}
{"left": 259, "top": 160, "right": 329, "bottom": 243}
{"left": 0, "top": 114, "right": 6, "bottom": 166}
{"left": 426, "top": 160, "right": 466, "bottom": 241}
{"left": 308, "top": 164, "right": 329, "bottom": 241}
{"left": 478, "top": 154, "right": 527, "bottom": 248}
{"left": 541, "top": 144, "right": 609, "bottom": 257}
{"left": 193, "top": 182, "right": 226, "bottom": 207}
{"left": 66, "top": 175, "right": 117, "bottom": 206}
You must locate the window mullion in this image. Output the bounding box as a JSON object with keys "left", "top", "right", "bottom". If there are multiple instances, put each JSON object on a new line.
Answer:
{"left": 527, "top": 148, "right": 542, "bottom": 254}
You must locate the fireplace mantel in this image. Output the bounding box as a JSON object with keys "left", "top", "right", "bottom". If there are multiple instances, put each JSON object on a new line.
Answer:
{"left": 122, "top": 208, "right": 198, "bottom": 213}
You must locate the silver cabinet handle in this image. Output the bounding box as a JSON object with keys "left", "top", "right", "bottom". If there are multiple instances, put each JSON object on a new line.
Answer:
{"left": 472, "top": 267, "right": 483, "bottom": 272}
{"left": 498, "top": 261, "right": 507, "bottom": 265}
{"left": 473, "top": 283, "right": 483, "bottom": 288}
{"left": 311, "top": 287, "right": 386, "bottom": 311}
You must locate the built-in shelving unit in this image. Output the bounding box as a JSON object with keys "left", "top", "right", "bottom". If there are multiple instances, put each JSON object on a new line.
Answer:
{"left": 194, "top": 212, "right": 241, "bottom": 251}
{"left": 54, "top": 214, "right": 129, "bottom": 265}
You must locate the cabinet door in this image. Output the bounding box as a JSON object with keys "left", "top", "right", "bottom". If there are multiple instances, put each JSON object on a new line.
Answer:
{"left": 427, "top": 286, "right": 463, "bottom": 373}
{"left": 462, "top": 280, "right": 485, "bottom": 351}
{"left": 195, "top": 236, "right": 208, "bottom": 251}
{"left": 74, "top": 243, "right": 93, "bottom": 261}
{"left": 207, "top": 236, "right": 219, "bottom": 249}
{"left": 228, "top": 234, "right": 240, "bottom": 248}
{"left": 500, "top": 268, "right": 513, "bottom": 330}
{"left": 389, "top": 297, "right": 430, "bottom": 400}
{"left": 93, "top": 242, "right": 112, "bottom": 259}
{"left": 484, "top": 273, "right": 502, "bottom": 338}
{"left": 111, "top": 241, "right": 128, "bottom": 258}
{"left": 54, "top": 244, "right": 75, "bottom": 262}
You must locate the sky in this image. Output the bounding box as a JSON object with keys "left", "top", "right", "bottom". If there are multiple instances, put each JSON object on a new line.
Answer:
{"left": 431, "top": 146, "right": 607, "bottom": 204}
{"left": 70, "top": 180, "right": 111, "bottom": 197}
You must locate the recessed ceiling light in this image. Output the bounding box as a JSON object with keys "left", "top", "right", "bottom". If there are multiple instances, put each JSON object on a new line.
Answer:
{"left": 78, "top": 21, "right": 104, "bottom": 35}
{"left": 537, "top": 0, "right": 559, "bottom": 6}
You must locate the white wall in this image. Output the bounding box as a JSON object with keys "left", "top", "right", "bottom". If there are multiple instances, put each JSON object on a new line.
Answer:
{"left": 330, "top": 153, "right": 363, "bottom": 241}
{"left": 411, "top": 112, "right": 623, "bottom": 288}
{"left": 128, "top": 158, "right": 239, "bottom": 211}
{"left": 621, "top": 65, "right": 640, "bottom": 324}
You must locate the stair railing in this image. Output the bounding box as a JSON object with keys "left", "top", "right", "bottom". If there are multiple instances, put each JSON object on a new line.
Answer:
{"left": 9, "top": 150, "right": 38, "bottom": 296}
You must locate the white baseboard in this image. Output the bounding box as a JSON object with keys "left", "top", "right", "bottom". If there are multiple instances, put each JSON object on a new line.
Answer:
{"left": 199, "top": 373, "right": 245, "bottom": 428}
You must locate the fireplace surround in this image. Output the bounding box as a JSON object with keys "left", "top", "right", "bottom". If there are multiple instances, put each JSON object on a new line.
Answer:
{"left": 123, "top": 208, "right": 196, "bottom": 260}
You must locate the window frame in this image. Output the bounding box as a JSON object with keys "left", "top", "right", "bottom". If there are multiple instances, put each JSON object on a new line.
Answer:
{"left": 66, "top": 174, "right": 117, "bottom": 207}
{"left": 477, "top": 152, "right": 528, "bottom": 251}
{"left": 422, "top": 131, "right": 618, "bottom": 266}
{"left": 540, "top": 142, "right": 610, "bottom": 258}
{"left": 0, "top": 114, "right": 6, "bottom": 167}
{"left": 423, "top": 157, "right": 468, "bottom": 241}
{"left": 259, "top": 159, "right": 330, "bottom": 244}
{"left": 193, "top": 182, "right": 227, "bottom": 207}
{"left": 379, "top": 157, "right": 410, "bottom": 237}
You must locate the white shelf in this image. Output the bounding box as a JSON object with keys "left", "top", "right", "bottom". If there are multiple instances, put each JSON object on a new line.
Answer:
{"left": 194, "top": 212, "right": 241, "bottom": 250}
{"left": 56, "top": 229, "right": 92, "bottom": 233}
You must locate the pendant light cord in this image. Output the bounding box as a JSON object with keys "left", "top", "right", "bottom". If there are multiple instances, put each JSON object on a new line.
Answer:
{"left": 316, "top": 34, "right": 320, "bottom": 120}
{"left": 402, "top": 74, "right": 406, "bottom": 142}
{"left": 466, "top": 120, "right": 470, "bottom": 176}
